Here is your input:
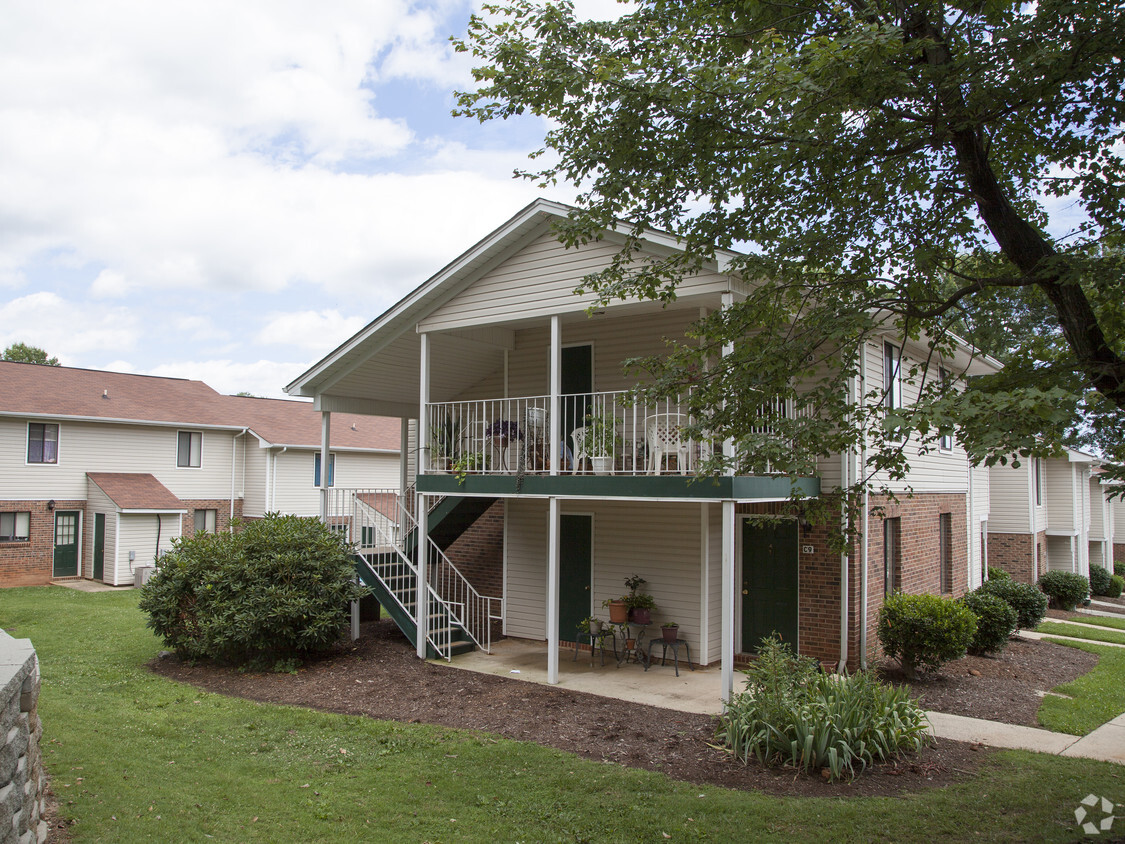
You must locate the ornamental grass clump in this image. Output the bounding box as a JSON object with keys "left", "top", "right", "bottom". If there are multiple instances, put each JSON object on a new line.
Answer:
{"left": 1037, "top": 571, "right": 1090, "bottom": 611}
{"left": 719, "top": 637, "right": 931, "bottom": 782}
{"left": 139, "top": 513, "right": 363, "bottom": 670}
{"left": 877, "top": 593, "right": 976, "bottom": 678}
{"left": 978, "top": 577, "right": 1048, "bottom": 629}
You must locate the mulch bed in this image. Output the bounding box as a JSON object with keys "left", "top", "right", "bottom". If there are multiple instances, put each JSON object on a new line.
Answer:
{"left": 145, "top": 618, "right": 1099, "bottom": 800}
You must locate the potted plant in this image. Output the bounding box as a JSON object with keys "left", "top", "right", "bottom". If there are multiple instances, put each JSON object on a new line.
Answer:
{"left": 661, "top": 622, "right": 679, "bottom": 643}
{"left": 602, "top": 596, "right": 629, "bottom": 624}
{"left": 452, "top": 451, "right": 484, "bottom": 484}
{"left": 577, "top": 616, "right": 604, "bottom": 637}
{"left": 577, "top": 413, "right": 622, "bottom": 475}
{"left": 622, "top": 574, "right": 656, "bottom": 625}
{"left": 430, "top": 414, "right": 462, "bottom": 472}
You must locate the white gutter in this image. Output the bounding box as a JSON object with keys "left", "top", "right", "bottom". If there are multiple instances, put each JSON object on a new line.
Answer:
{"left": 231, "top": 428, "right": 248, "bottom": 533}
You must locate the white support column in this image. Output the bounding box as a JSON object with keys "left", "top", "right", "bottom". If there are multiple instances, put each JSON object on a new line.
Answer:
{"left": 720, "top": 499, "right": 736, "bottom": 705}
{"left": 547, "top": 496, "right": 561, "bottom": 684}
{"left": 399, "top": 417, "right": 410, "bottom": 500}
{"left": 549, "top": 316, "right": 561, "bottom": 476}
{"left": 417, "top": 333, "right": 431, "bottom": 659}
{"left": 319, "top": 411, "right": 331, "bottom": 522}
{"left": 720, "top": 294, "right": 735, "bottom": 471}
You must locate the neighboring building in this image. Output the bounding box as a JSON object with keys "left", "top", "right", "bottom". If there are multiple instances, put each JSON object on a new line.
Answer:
{"left": 286, "top": 199, "right": 999, "bottom": 699}
{"left": 0, "top": 362, "right": 400, "bottom": 587}
{"left": 987, "top": 449, "right": 1096, "bottom": 583}
{"left": 1090, "top": 469, "right": 1115, "bottom": 573}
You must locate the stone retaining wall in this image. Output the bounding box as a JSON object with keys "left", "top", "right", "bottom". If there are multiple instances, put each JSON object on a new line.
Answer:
{"left": 0, "top": 630, "right": 46, "bottom": 844}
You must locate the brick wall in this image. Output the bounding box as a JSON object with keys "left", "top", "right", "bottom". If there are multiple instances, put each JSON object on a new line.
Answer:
{"left": 443, "top": 500, "right": 504, "bottom": 598}
{"left": 180, "top": 498, "right": 244, "bottom": 538}
{"left": 0, "top": 500, "right": 86, "bottom": 588}
{"left": 0, "top": 630, "right": 47, "bottom": 843}
{"left": 1115, "top": 543, "right": 1125, "bottom": 566}
{"left": 987, "top": 531, "right": 1046, "bottom": 583}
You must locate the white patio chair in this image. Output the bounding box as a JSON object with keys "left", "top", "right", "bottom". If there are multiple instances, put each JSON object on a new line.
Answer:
{"left": 645, "top": 412, "right": 693, "bottom": 475}
{"left": 570, "top": 426, "right": 589, "bottom": 474}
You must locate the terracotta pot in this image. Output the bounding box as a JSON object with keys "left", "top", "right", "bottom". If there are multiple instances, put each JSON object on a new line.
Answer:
{"left": 661, "top": 626, "right": 678, "bottom": 643}
{"left": 625, "top": 638, "right": 636, "bottom": 650}
{"left": 629, "top": 607, "right": 652, "bottom": 625}
{"left": 607, "top": 600, "right": 628, "bottom": 624}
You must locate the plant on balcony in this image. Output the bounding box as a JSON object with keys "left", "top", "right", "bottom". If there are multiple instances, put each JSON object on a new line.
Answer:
{"left": 485, "top": 419, "right": 523, "bottom": 444}
{"left": 601, "top": 596, "right": 629, "bottom": 623}
{"left": 429, "top": 414, "right": 462, "bottom": 471}
{"left": 661, "top": 621, "right": 679, "bottom": 642}
{"left": 452, "top": 450, "right": 485, "bottom": 484}
{"left": 577, "top": 413, "right": 622, "bottom": 475}
{"left": 622, "top": 574, "right": 656, "bottom": 624}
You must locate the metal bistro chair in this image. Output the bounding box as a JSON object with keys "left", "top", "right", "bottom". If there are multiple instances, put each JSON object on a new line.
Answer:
{"left": 645, "top": 412, "right": 693, "bottom": 475}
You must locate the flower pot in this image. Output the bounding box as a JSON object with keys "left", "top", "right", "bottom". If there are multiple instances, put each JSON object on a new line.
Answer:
{"left": 629, "top": 607, "right": 651, "bottom": 625}
{"left": 589, "top": 619, "right": 603, "bottom": 636}
{"left": 591, "top": 456, "right": 613, "bottom": 476}
{"left": 625, "top": 638, "right": 636, "bottom": 650}
{"left": 607, "top": 600, "right": 628, "bottom": 624}
{"left": 661, "top": 626, "right": 678, "bottom": 643}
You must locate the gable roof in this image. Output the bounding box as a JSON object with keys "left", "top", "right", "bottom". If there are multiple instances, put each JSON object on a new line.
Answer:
{"left": 86, "top": 473, "right": 185, "bottom": 512}
{"left": 0, "top": 361, "right": 399, "bottom": 452}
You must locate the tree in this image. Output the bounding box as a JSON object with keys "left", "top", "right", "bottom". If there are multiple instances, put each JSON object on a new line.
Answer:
{"left": 455, "top": 0, "right": 1125, "bottom": 494}
{"left": 2, "top": 342, "right": 59, "bottom": 366}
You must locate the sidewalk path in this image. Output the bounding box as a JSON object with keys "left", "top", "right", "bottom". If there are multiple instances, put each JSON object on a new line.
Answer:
{"left": 926, "top": 710, "right": 1125, "bottom": 764}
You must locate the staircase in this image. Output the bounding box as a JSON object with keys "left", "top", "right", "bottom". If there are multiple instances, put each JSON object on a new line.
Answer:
{"left": 327, "top": 488, "right": 501, "bottom": 660}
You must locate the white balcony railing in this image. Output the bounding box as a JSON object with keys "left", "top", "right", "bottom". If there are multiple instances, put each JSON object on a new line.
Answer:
{"left": 425, "top": 391, "right": 805, "bottom": 478}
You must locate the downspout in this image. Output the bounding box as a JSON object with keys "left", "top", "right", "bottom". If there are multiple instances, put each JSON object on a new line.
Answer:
{"left": 154, "top": 514, "right": 162, "bottom": 564}
{"left": 231, "top": 428, "right": 248, "bottom": 533}
{"left": 1029, "top": 461, "right": 1038, "bottom": 578}
{"left": 859, "top": 348, "right": 870, "bottom": 670}
{"left": 839, "top": 372, "right": 852, "bottom": 672}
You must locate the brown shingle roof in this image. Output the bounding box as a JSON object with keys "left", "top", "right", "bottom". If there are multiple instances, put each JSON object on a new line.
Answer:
{"left": 86, "top": 473, "right": 185, "bottom": 511}
{"left": 0, "top": 361, "right": 399, "bottom": 451}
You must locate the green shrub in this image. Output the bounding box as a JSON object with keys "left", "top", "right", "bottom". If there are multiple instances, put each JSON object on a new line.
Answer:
{"left": 1115, "top": 562, "right": 1125, "bottom": 579}
{"left": 1037, "top": 571, "right": 1090, "bottom": 611}
{"left": 719, "top": 636, "right": 930, "bottom": 781}
{"left": 1089, "top": 564, "right": 1115, "bottom": 597}
{"left": 959, "top": 590, "right": 1018, "bottom": 655}
{"left": 139, "top": 513, "right": 363, "bottom": 669}
{"left": 987, "top": 566, "right": 1011, "bottom": 582}
{"left": 1109, "top": 574, "right": 1125, "bottom": 599}
{"left": 877, "top": 593, "right": 976, "bottom": 678}
{"left": 978, "top": 578, "right": 1049, "bottom": 629}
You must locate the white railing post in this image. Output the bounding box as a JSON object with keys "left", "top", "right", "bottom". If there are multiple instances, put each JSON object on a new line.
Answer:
{"left": 319, "top": 412, "right": 331, "bottom": 522}
{"left": 550, "top": 316, "right": 561, "bottom": 476}
{"left": 417, "top": 333, "right": 431, "bottom": 659}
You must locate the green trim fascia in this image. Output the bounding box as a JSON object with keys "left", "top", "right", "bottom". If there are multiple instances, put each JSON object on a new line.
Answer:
{"left": 416, "top": 473, "right": 819, "bottom": 500}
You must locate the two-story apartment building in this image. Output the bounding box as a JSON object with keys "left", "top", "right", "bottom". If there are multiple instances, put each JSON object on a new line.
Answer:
{"left": 286, "top": 199, "right": 998, "bottom": 701}
{"left": 0, "top": 362, "right": 400, "bottom": 587}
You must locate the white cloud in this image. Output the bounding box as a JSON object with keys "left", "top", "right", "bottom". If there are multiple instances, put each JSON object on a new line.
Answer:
{"left": 257, "top": 310, "right": 368, "bottom": 352}
{"left": 0, "top": 293, "right": 140, "bottom": 363}
{"left": 91, "top": 269, "right": 130, "bottom": 299}
{"left": 142, "top": 359, "right": 310, "bottom": 399}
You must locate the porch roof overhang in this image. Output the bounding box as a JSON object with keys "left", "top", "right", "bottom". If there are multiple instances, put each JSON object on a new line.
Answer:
{"left": 416, "top": 473, "right": 820, "bottom": 502}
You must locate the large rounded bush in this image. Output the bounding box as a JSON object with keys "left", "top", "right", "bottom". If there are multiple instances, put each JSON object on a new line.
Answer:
{"left": 1090, "top": 564, "right": 1114, "bottom": 597}
{"left": 978, "top": 578, "right": 1049, "bottom": 629}
{"left": 877, "top": 593, "right": 976, "bottom": 678}
{"left": 139, "top": 513, "right": 363, "bottom": 669}
{"left": 987, "top": 566, "right": 1011, "bottom": 582}
{"left": 959, "top": 590, "right": 1018, "bottom": 655}
{"left": 1109, "top": 574, "right": 1125, "bottom": 599}
{"left": 1037, "top": 571, "right": 1089, "bottom": 611}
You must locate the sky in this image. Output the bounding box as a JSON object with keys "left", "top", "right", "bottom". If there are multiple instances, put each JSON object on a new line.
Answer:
{"left": 0, "top": 0, "right": 618, "bottom": 398}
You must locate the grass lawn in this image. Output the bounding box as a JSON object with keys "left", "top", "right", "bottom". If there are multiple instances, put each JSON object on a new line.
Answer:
{"left": 1063, "top": 614, "right": 1125, "bottom": 632}
{"left": 1036, "top": 621, "right": 1125, "bottom": 646}
{"left": 1036, "top": 638, "right": 1125, "bottom": 736}
{"left": 4, "top": 587, "right": 1124, "bottom": 843}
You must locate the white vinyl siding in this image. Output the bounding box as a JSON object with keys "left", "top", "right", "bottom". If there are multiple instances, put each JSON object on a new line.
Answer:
{"left": 1045, "top": 458, "right": 1078, "bottom": 534}
{"left": 987, "top": 463, "right": 1032, "bottom": 533}
{"left": 418, "top": 232, "right": 732, "bottom": 333}
{"left": 269, "top": 450, "right": 401, "bottom": 516}
{"left": 112, "top": 513, "right": 180, "bottom": 586}
{"left": 84, "top": 481, "right": 118, "bottom": 580}
{"left": 0, "top": 418, "right": 237, "bottom": 501}
{"left": 504, "top": 498, "right": 705, "bottom": 654}
{"left": 242, "top": 444, "right": 268, "bottom": 517}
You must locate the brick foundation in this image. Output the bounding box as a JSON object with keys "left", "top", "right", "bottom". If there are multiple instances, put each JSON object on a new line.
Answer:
{"left": 987, "top": 531, "right": 1046, "bottom": 584}
{"left": 443, "top": 500, "right": 504, "bottom": 598}
{"left": 0, "top": 500, "right": 87, "bottom": 587}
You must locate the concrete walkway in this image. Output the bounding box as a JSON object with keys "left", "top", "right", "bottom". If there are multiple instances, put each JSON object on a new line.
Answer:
{"left": 50, "top": 579, "right": 131, "bottom": 593}
{"left": 1020, "top": 629, "right": 1125, "bottom": 649}
{"left": 446, "top": 638, "right": 1125, "bottom": 765}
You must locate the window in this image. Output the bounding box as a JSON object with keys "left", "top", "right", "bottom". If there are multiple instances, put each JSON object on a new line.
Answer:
{"left": 883, "top": 342, "right": 903, "bottom": 410}
{"left": 883, "top": 517, "right": 900, "bottom": 597}
{"left": 1034, "top": 458, "right": 1043, "bottom": 506}
{"left": 177, "top": 431, "right": 202, "bottom": 467}
{"left": 939, "top": 513, "right": 953, "bottom": 593}
{"left": 193, "top": 508, "right": 217, "bottom": 534}
{"left": 313, "top": 452, "right": 335, "bottom": 487}
{"left": 939, "top": 367, "right": 953, "bottom": 450}
{"left": 0, "top": 512, "right": 30, "bottom": 542}
{"left": 27, "top": 423, "right": 58, "bottom": 464}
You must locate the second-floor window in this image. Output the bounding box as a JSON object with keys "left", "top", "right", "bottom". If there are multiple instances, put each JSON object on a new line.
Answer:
{"left": 177, "top": 431, "right": 202, "bottom": 467}
{"left": 883, "top": 342, "right": 903, "bottom": 410}
{"left": 27, "top": 422, "right": 59, "bottom": 464}
{"left": 314, "top": 452, "right": 335, "bottom": 487}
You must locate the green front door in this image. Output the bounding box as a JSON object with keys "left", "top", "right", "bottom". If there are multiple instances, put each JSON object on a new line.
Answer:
{"left": 93, "top": 513, "right": 106, "bottom": 580}
{"left": 52, "top": 510, "right": 80, "bottom": 578}
{"left": 741, "top": 518, "right": 799, "bottom": 653}
{"left": 559, "top": 514, "right": 592, "bottom": 641}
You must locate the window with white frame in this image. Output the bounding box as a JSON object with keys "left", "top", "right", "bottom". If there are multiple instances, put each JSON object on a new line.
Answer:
{"left": 883, "top": 517, "right": 901, "bottom": 597}
{"left": 883, "top": 342, "right": 903, "bottom": 410}
{"left": 27, "top": 422, "right": 59, "bottom": 464}
{"left": 177, "top": 431, "right": 202, "bottom": 467}
{"left": 193, "top": 508, "right": 217, "bottom": 534}
{"left": 1034, "top": 458, "right": 1044, "bottom": 506}
{"left": 0, "top": 512, "right": 30, "bottom": 542}
{"left": 939, "top": 367, "right": 953, "bottom": 450}
{"left": 313, "top": 452, "right": 335, "bottom": 487}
